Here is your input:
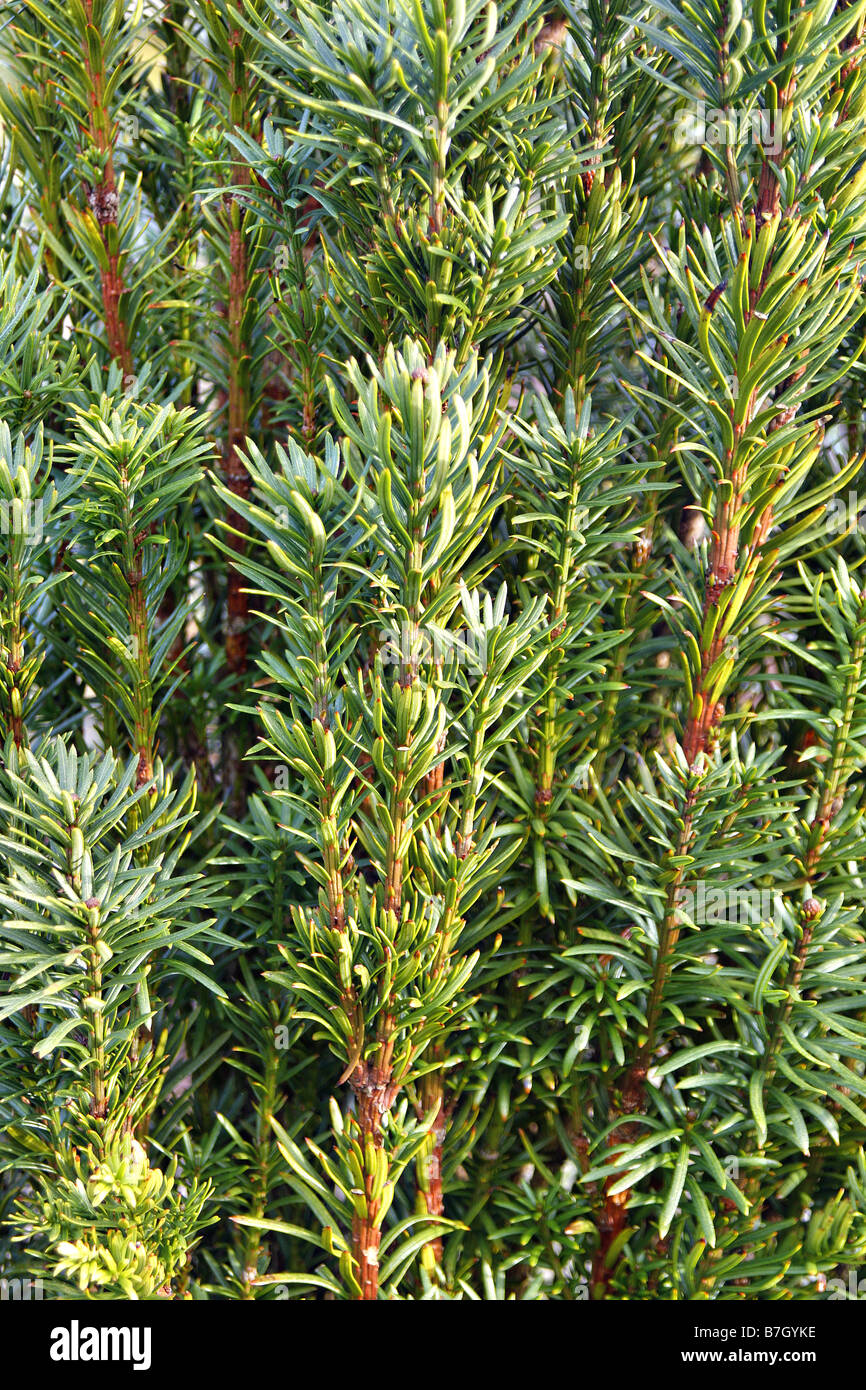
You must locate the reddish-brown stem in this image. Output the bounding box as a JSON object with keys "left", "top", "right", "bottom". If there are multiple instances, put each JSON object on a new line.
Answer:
{"left": 81, "top": 0, "right": 132, "bottom": 377}
{"left": 591, "top": 224, "right": 781, "bottom": 1292}
{"left": 223, "top": 203, "right": 252, "bottom": 676}
{"left": 349, "top": 1047, "right": 399, "bottom": 1300}
{"left": 417, "top": 1071, "right": 446, "bottom": 1263}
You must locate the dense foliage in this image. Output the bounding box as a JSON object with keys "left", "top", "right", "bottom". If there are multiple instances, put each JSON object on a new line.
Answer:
{"left": 1, "top": 0, "right": 866, "bottom": 1301}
